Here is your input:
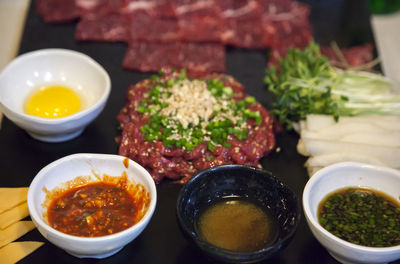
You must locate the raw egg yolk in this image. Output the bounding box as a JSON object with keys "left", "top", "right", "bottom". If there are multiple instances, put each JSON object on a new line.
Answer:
{"left": 25, "top": 85, "right": 81, "bottom": 118}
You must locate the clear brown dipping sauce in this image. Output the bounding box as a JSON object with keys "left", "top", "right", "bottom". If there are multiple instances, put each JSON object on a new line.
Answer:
{"left": 195, "top": 197, "right": 278, "bottom": 252}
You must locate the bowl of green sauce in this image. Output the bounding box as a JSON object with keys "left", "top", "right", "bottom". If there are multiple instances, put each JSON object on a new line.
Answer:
{"left": 303, "top": 162, "right": 400, "bottom": 264}
{"left": 176, "top": 165, "right": 300, "bottom": 263}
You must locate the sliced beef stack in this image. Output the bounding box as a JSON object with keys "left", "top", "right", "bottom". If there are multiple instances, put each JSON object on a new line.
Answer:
{"left": 35, "top": 0, "right": 373, "bottom": 74}
{"left": 35, "top": 0, "right": 312, "bottom": 74}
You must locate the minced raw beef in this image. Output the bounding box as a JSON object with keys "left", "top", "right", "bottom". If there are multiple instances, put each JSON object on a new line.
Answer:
{"left": 116, "top": 69, "right": 276, "bottom": 183}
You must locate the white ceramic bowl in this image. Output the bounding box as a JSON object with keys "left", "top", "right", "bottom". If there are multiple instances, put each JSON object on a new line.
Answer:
{"left": 0, "top": 49, "right": 111, "bottom": 142}
{"left": 303, "top": 162, "right": 400, "bottom": 264}
{"left": 27, "top": 153, "right": 157, "bottom": 258}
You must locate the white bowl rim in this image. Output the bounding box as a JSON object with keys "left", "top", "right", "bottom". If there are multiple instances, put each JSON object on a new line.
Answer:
{"left": 0, "top": 49, "right": 111, "bottom": 125}
{"left": 27, "top": 153, "right": 157, "bottom": 242}
{"left": 303, "top": 161, "right": 400, "bottom": 252}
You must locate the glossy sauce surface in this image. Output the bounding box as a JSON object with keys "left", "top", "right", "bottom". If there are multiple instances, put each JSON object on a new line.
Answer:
{"left": 196, "top": 198, "right": 276, "bottom": 252}
{"left": 318, "top": 187, "right": 400, "bottom": 247}
{"left": 45, "top": 173, "right": 150, "bottom": 237}
{"left": 25, "top": 85, "right": 81, "bottom": 118}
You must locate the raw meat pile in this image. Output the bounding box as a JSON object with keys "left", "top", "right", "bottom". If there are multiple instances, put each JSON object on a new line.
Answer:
{"left": 35, "top": 0, "right": 373, "bottom": 74}
{"left": 35, "top": 0, "right": 314, "bottom": 74}
{"left": 116, "top": 69, "right": 276, "bottom": 183}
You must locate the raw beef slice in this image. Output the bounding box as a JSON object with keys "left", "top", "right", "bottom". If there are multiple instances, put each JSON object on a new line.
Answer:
{"left": 36, "top": 0, "right": 80, "bottom": 23}
{"left": 127, "top": 12, "right": 180, "bottom": 42}
{"left": 75, "top": 12, "right": 129, "bottom": 42}
{"left": 177, "top": 42, "right": 226, "bottom": 74}
{"left": 123, "top": 41, "right": 226, "bottom": 74}
{"left": 123, "top": 41, "right": 181, "bottom": 72}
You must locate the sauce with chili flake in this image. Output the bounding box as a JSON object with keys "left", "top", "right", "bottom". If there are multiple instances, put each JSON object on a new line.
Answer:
{"left": 48, "top": 182, "right": 142, "bottom": 237}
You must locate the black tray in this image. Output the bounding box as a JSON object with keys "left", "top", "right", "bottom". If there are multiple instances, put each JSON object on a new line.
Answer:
{"left": 1, "top": 1, "right": 395, "bottom": 263}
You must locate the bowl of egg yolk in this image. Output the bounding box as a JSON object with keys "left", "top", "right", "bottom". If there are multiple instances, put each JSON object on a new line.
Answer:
{"left": 0, "top": 49, "right": 111, "bottom": 142}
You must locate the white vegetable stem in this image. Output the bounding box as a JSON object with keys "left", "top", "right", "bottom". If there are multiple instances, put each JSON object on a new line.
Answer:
{"left": 297, "top": 114, "right": 400, "bottom": 176}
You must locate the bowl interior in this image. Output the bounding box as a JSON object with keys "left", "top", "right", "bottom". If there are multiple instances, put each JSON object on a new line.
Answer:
{"left": 177, "top": 165, "right": 300, "bottom": 262}
{"left": 0, "top": 49, "right": 109, "bottom": 114}
{"left": 305, "top": 162, "right": 400, "bottom": 221}
{"left": 29, "top": 154, "right": 156, "bottom": 232}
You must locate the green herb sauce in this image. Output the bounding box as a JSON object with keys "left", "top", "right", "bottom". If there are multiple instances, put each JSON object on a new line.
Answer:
{"left": 318, "top": 187, "right": 400, "bottom": 247}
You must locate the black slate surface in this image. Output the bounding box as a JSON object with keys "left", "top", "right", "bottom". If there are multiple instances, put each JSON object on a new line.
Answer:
{"left": 1, "top": 1, "right": 395, "bottom": 263}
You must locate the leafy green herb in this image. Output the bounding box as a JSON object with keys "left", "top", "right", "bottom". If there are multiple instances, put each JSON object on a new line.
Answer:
{"left": 265, "top": 41, "right": 400, "bottom": 130}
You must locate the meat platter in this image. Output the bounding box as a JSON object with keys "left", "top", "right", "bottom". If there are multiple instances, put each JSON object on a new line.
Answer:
{"left": 1, "top": 0, "right": 399, "bottom": 263}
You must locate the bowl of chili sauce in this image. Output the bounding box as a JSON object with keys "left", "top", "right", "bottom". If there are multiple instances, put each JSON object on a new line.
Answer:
{"left": 27, "top": 153, "right": 157, "bottom": 258}
{"left": 303, "top": 162, "right": 400, "bottom": 264}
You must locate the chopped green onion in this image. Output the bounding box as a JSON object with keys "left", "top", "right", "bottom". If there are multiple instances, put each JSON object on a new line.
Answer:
{"left": 137, "top": 71, "right": 263, "bottom": 151}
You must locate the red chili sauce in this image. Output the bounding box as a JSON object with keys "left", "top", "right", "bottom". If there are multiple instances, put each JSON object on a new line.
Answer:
{"left": 48, "top": 182, "right": 143, "bottom": 237}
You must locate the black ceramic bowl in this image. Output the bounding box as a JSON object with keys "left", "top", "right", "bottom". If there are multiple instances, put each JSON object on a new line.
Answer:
{"left": 176, "top": 165, "right": 301, "bottom": 263}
